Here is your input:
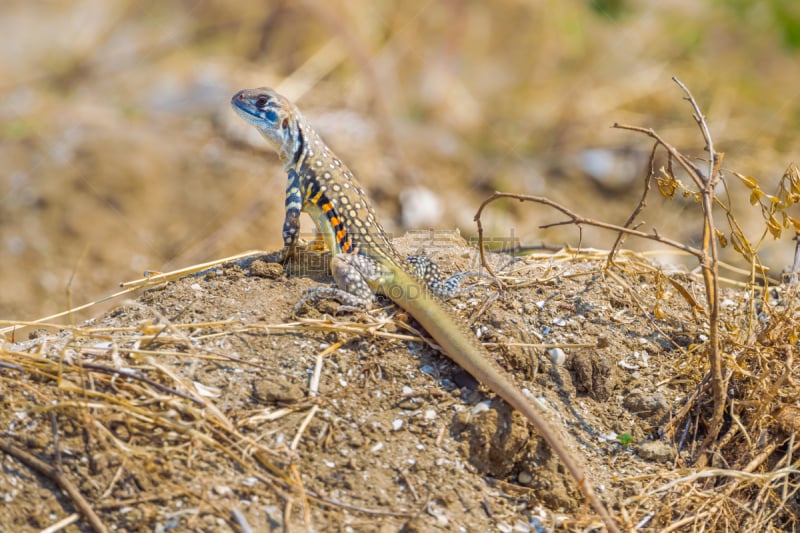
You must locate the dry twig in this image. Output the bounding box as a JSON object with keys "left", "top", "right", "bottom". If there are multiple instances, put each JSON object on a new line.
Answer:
{"left": 614, "top": 77, "right": 724, "bottom": 462}
{"left": 0, "top": 439, "right": 108, "bottom": 533}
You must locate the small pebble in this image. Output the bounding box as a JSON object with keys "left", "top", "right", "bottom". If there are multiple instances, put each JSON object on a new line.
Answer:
{"left": 249, "top": 260, "right": 283, "bottom": 279}
{"left": 548, "top": 347, "right": 566, "bottom": 366}
{"left": 636, "top": 440, "right": 676, "bottom": 462}
{"left": 471, "top": 401, "right": 491, "bottom": 415}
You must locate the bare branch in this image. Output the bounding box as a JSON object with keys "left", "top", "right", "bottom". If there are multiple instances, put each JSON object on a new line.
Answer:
{"left": 608, "top": 140, "right": 659, "bottom": 266}
{"left": 474, "top": 191, "right": 703, "bottom": 278}
{"left": 673, "top": 77, "right": 718, "bottom": 188}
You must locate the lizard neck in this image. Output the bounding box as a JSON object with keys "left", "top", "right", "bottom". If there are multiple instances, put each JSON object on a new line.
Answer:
{"left": 281, "top": 113, "right": 318, "bottom": 174}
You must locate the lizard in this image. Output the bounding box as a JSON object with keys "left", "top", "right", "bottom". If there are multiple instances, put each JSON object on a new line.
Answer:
{"left": 231, "top": 87, "right": 620, "bottom": 532}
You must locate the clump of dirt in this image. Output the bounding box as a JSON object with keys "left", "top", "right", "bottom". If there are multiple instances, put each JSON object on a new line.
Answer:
{"left": 0, "top": 234, "right": 796, "bottom": 531}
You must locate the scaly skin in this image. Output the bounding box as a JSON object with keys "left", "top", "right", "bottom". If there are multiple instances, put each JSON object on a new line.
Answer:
{"left": 231, "top": 87, "right": 619, "bottom": 532}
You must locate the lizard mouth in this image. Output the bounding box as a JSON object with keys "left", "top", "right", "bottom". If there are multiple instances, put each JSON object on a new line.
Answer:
{"left": 230, "top": 91, "right": 258, "bottom": 119}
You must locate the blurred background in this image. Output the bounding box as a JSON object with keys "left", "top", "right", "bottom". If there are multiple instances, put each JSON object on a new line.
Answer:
{"left": 2, "top": 0, "right": 799, "bottom": 320}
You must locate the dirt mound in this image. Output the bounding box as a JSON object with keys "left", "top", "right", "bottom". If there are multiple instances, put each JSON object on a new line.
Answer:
{"left": 4, "top": 234, "right": 794, "bottom": 531}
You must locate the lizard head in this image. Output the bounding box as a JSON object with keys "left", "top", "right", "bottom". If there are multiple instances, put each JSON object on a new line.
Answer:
{"left": 231, "top": 87, "right": 304, "bottom": 164}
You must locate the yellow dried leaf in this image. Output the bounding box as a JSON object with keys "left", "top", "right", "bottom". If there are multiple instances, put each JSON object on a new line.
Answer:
{"left": 657, "top": 171, "right": 678, "bottom": 199}
{"left": 654, "top": 271, "right": 665, "bottom": 299}
{"left": 749, "top": 188, "right": 764, "bottom": 205}
{"left": 734, "top": 172, "right": 758, "bottom": 189}
{"left": 665, "top": 275, "right": 701, "bottom": 312}
{"left": 786, "top": 216, "right": 800, "bottom": 232}
{"left": 787, "top": 163, "right": 800, "bottom": 193}
{"left": 730, "top": 231, "right": 753, "bottom": 258}
{"left": 653, "top": 303, "right": 664, "bottom": 319}
{"left": 716, "top": 230, "right": 728, "bottom": 248}
{"left": 791, "top": 176, "right": 800, "bottom": 198}
{"left": 767, "top": 215, "right": 782, "bottom": 239}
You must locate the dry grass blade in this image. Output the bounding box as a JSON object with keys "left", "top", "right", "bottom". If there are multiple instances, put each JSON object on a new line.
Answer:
{"left": 0, "top": 251, "right": 268, "bottom": 338}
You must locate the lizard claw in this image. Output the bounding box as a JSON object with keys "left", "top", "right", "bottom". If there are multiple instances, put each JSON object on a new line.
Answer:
{"left": 278, "top": 245, "right": 298, "bottom": 264}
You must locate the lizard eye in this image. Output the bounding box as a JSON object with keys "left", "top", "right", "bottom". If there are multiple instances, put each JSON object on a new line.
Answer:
{"left": 255, "top": 95, "right": 270, "bottom": 108}
{"left": 282, "top": 118, "right": 289, "bottom": 129}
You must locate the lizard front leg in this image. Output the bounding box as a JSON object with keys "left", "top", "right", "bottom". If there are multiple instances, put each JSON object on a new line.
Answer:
{"left": 278, "top": 169, "right": 303, "bottom": 262}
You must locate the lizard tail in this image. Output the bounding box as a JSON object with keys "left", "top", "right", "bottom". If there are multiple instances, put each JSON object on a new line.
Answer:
{"left": 385, "top": 269, "right": 620, "bottom": 533}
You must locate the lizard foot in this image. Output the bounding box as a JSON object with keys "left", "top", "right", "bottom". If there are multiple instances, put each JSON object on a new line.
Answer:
{"left": 405, "top": 255, "right": 489, "bottom": 298}
{"left": 292, "top": 286, "right": 373, "bottom": 317}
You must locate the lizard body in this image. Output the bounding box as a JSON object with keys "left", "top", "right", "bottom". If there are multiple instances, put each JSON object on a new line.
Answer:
{"left": 231, "top": 87, "right": 619, "bottom": 532}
